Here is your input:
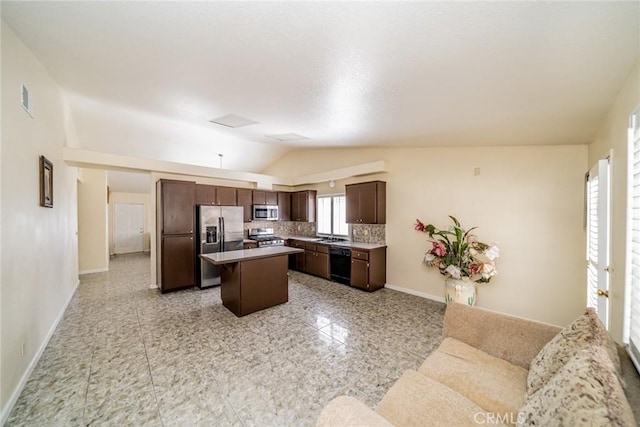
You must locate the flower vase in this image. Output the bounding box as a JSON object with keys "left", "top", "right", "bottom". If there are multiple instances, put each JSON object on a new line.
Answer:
{"left": 444, "top": 277, "right": 477, "bottom": 306}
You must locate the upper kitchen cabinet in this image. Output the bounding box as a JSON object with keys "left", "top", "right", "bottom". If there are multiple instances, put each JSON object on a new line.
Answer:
{"left": 277, "top": 192, "right": 291, "bottom": 221}
{"left": 252, "top": 190, "right": 278, "bottom": 205}
{"left": 291, "top": 190, "right": 317, "bottom": 222}
{"left": 237, "top": 189, "right": 253, "bottom": 222}
{"left": 159, "top": 180, "right": 196, "bottom": 234}
{"left": 196, "top": 185, "right": 237, "bottom": 206}
{"left": 345, "top": 181, "right": 386, "bottom": 224}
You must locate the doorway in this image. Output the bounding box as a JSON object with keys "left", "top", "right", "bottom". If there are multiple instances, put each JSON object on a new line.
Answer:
{"left": 114, "top": 203, "right": 145, "bottom": 254}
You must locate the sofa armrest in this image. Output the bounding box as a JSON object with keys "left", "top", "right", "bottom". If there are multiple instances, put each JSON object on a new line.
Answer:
{"left": 315, "top": 396, "right": 393, "bottom": 427}
{"left": 443, "top": 303, "right": 561, "bottom": 369}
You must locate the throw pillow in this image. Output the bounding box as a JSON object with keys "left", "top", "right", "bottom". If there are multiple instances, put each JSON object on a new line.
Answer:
{"left": 518, "top": 346, "right": 635, "bottom": 427}
{"left": 526, "top": 307, "right": 622, "bottom": 396}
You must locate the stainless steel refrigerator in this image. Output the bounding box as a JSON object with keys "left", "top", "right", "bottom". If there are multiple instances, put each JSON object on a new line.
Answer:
{"left": 196, "top": 206, "right": 244, "bottom": 289}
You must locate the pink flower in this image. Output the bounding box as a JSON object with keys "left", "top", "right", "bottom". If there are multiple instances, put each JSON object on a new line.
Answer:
{"left": 469, "top": 263, "right": 481, "bottom": 274}
{"left": 414, "top": 220, "right": 425, "bottom": 232}
{"left": 431, "top": 241, "right": 446, "bottom": 257}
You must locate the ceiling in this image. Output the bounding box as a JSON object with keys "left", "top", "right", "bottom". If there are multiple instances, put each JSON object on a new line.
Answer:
{"left": 2, "top": 1, "right": 639, "bottom": 181}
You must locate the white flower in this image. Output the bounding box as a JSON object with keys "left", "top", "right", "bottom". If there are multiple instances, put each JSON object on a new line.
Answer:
{"left": 424, "top": 253, "right": 436, "bottom": 263}
{"left": 481, "top": 262, "right": 497, "bottom": 279}
{"left": 444, "top": 265, "right": 462, "bottom": 279}
{"left": 485, "top": 245, "right": 500, "bottom": 261}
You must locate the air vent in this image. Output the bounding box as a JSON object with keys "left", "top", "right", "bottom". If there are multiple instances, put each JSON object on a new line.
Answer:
{"left": 265, "top": 133, "right": 309, "bottom": 142}
{"left": 209, "top": 114, "right": 258, "bottom": 128}
{"left": 21, "top": 84, "right": 33, "bottom": 117}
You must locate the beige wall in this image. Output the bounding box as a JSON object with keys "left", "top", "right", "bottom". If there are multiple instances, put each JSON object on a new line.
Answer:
{"left": 78, "top": 168, "right": 108, "bottom": 273}
{"left": 1, "top": 23, "right": 79, "bottom": 420}
{"left": 108, "top": 192, "right": 152, "bottom": 254}
{"left": 588, "top": 61, "right": 640, "bottom": 343}
{"left": 263, "top": 145, "right": 588, "bottom": 327}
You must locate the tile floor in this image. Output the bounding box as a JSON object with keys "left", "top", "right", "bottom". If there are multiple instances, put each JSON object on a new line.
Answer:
{"left": 7, "top": 253, "right": 446, "bottom": 426}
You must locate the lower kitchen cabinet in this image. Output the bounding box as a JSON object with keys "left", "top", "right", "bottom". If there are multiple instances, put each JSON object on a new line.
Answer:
{"left": 160, "top": 234, "right": 195, "bottom": 292}
{"left": 304, "top": 243, "right": 330, "bottom": 279}
{"left": 243, "top": 241, "right": 258, "bottom": 249}
{"left": 288, "top": 240, "right": 306, "bottom": 271}
{"left": 350, "top": 247, "right": 386, "bottom": 292}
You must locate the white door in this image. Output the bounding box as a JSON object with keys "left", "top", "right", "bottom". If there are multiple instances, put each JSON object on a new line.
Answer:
{"left": 114, "top": 203, "right": 144, "bottom": 254}
{"left": 586, "top": 158, "right": 610, "bottom": 327}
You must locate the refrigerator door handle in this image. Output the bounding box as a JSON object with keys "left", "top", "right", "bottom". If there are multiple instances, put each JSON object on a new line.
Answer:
{"left": 220, "top": 217, "right": 225, "bottom": 251}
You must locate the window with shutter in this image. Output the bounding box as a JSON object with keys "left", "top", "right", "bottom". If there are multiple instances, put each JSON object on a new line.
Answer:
{"left": 586, "top": 158, "right": 610, "bottom": 326}
{"left": 626, "top": 107, "right": 640, "bottom": 372}
{"left": 317, "top": 195, "right": 348, "bottom": 237}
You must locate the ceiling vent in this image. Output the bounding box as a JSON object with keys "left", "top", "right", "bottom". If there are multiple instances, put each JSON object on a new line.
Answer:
{"left": 209, "top": 114, "right": 258, "bottom": 128}
{"left": 21, "top": 84, "right": 33, "bottom": 117}
{"left": 265, "top": 133, "right": 309, "bottom": 142}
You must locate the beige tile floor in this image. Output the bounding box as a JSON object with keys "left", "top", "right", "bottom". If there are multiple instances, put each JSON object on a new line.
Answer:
{"left": 7, "top": 253, "right": 446, "bottom": 426}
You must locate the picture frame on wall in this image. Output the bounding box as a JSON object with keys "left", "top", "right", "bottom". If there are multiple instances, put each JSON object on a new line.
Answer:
{"left": 40, "top": 155, "right": 53, "bottom": 208}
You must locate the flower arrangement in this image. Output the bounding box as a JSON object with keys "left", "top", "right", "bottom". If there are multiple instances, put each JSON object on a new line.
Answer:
{"left": 414, "top": 216, "right": 499, "bottom": 283}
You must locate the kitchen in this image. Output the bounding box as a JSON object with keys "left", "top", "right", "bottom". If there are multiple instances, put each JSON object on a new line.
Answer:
{"left": 156, "top": 178, "right": 387, "bottom": 315}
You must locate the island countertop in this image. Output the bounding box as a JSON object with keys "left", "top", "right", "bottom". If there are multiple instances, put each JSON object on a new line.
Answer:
{"left": 201, "top": 246, "right": 303, "bottom": 265}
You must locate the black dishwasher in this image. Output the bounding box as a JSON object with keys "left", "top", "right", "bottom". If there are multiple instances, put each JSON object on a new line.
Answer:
{"left": 329, "top": 247, "right": 351, "bottom": 285}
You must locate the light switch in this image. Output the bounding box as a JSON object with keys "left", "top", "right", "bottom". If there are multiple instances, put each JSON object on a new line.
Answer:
{"left": 474, "top": 167, "right": 481, "bottom": 176}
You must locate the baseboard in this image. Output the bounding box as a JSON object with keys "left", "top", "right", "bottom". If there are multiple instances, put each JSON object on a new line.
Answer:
{"left": 79, "top": 267, "right": 108, "bottom": 275}
{"left": 0, "top": 278, "right": 80, "bottom": 425}
{"left": 384, "top": 283, "right": 445, "bottom": 303}
{"left": 149, "top": 284, "right": 158, "bottom": 289}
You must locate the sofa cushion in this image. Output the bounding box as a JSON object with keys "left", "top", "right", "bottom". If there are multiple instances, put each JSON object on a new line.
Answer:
{"left": 419, "top": 337, "right": 528, "bottom": 421}
{"left": 527, "top": 307, "right": 622, "bottom": 396}
{"left": 518, "top": 346, "right": 635, "bottom": 427}
{"left": 315, "top": 396, "right": 393, "bottom": 427}
{"left": 376, "top": 370, "right": 507, "bottom": 426}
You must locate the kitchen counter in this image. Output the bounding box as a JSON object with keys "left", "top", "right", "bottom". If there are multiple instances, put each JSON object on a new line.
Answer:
{"left": 200, "top": 246, "right": 303, "bottom": 316}
{"left": 201, "top": 246, "right": 302, "bottom": 265}
{"left": 281, "top": 235, "right": 386, "bottom": 250}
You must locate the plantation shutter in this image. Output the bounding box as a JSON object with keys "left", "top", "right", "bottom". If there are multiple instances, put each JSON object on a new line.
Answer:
{"left": 586, "top": 158, "right": 610, "bottom": 326}
{"left": 628, "top": 108, "right": 640, "bottom": 371}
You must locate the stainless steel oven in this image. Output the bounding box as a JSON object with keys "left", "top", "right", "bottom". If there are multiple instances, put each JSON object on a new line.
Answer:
{"left": 252, "top": 204, "right": 279, "bottom": 221}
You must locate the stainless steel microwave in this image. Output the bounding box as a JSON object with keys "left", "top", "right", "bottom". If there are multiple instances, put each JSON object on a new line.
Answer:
{"left": 252, "top": 205, "right": 279, "bottom": 221}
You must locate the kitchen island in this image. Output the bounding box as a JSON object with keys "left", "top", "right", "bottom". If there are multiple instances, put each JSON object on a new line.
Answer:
{"left": 201, "top": 246, "right": 304, "bottom": 316}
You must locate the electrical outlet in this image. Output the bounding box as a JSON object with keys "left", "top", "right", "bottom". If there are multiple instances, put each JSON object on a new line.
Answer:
{"left": 297, "top": 225, "right": 301, "bottom": 231}
{"left": 474, "top": 167, "right": 481, "bottom": 176}
{"left": 353, "top": 229, "right": 357, "bottom": 236}
{"left": 364, "top": 229, "right": 369, "bottom": 236}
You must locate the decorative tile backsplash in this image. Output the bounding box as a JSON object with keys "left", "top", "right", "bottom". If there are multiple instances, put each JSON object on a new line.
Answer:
{"left": 351, "top": 224, "right": 386, "bottom": 245}
{"left": 244, "top": 220, "right": 384, "bottom": 244}
{"left": 243, "top": 221, "right": 316, "bottom": 238}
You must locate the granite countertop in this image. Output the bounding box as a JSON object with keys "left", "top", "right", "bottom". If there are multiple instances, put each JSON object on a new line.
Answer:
{"left": 280, "top": 235, "right": 386, "bottom": 250}
{"left": 201, "top": 246, "right": 303, "bottom": 265}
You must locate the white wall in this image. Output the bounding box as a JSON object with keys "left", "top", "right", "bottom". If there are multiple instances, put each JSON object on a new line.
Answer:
{"left": 1, "top": 23, "right": 79, "bottom": 420}
{"left": 77, "top": 168, "right": 108, "bottom": 274}
{"left": 589, "top": 61, "right": 640, "bottom": 343}
{"left": 263, "top": 145, "right": 588, "bottom": 327}
{"left": 108, "top": 191, "right": 151, "bottom": 254}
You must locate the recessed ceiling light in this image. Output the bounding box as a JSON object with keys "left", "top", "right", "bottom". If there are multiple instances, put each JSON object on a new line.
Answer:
{"left": 209, "top": 114, "right": 258, "bottom": 128}
{"left": 265, "top": 133, "right": 309, "bottom": 142}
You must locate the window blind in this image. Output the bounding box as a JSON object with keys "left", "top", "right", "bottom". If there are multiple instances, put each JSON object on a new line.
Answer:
{"left": 586, "top": 174, "right": 599, "bottom": 310}
{"left": 628, "top": 109, "right": 640, "bottom": 371}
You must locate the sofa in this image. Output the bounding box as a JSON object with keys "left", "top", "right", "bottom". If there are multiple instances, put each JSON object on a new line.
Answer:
{"left": 316, "top": 303, "right": 637, "bottom": 426}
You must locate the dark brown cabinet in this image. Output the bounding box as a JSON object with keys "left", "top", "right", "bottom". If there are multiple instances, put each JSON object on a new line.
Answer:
{"left": 350, "top": 247, "right": 386, "bottom": 292}
{"left": 156, "top": 179, "right": 196, "bottom": 292}
{"left": 304, "top": 243, "right": 330, "bottom": 279}
{"left": 288, "top": 240, "right": 306, "bottom": 271}
{"left": 278, "top": 192, "right": 291, "bottom": 221}
{"left": 291, "top": 190, "right": 317, "bottom": 222}
{"left": 196, "top": 185, "right": 237, "bottom": 206}
{"left": 243, "top": 241, "right": 258, "bottom": 250}
{"left": 345, "top": 181, "right": 386, "bottom": 224}
{"left": 161, "top": 235, "right": 195, "bottom": 291}
{"left": 252, "top": 190, "right": 277, "bottom": 205}
{"left": 237, "top": 189, "right": 253, "bottom": 222}
{"left": 161, "top": 180, "right": 196, "bottom": 234}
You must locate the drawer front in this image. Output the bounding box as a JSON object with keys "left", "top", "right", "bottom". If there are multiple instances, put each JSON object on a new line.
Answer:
{"left": 292, "top": 240, "right": 305, "bottom": 249}
{"left": 305, "top": 243, "right": 317, "bottom": 252}
{"left": 352, "top": 250, "right": 369, "bottom": 260}
{"left": 316, "top": 244, "right": 329, "bottom": 254}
